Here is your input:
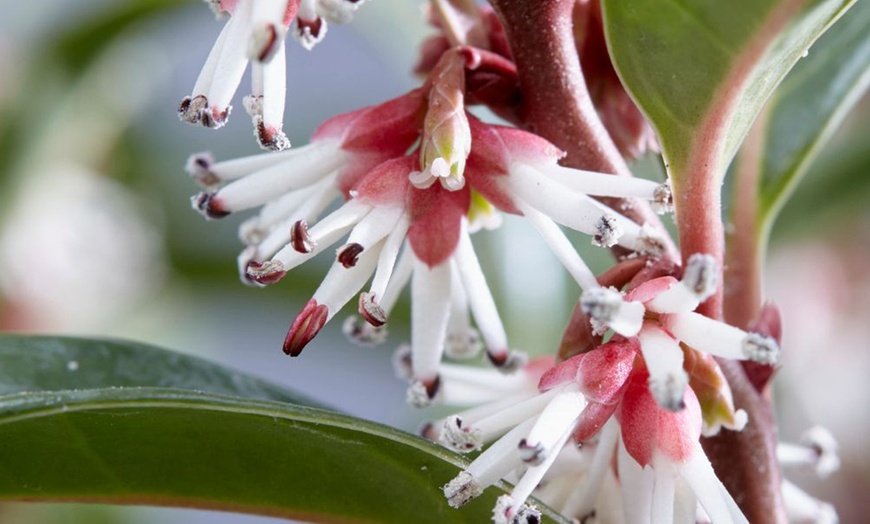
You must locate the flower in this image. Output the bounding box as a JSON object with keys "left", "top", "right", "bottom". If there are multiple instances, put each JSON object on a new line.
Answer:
{"left": 440, "top": 339, "right": 749, "bottom": 523}
{"left": 179, "top": 0, "right": 367, "bottom": 150}
{"left": 189, "top": 85, "right": 669, "bottom": 406}
{"left": 578, "top": 254, "right": 776, "bottom": 432}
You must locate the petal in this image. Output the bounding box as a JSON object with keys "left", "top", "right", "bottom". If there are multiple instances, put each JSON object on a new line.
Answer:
{"left": 408, "top": 183, "right": 469, "bottom": 267}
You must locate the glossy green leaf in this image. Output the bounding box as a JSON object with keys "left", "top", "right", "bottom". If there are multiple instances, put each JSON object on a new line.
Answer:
{"left": 0, "top": 336, "right": 569, "bottom": 523}
{"left": 0, "top": 334, "right": 321, "bottom": 406}
{"left": 757, "top": 0, "right": 870, "bottom": 228}
{"left": 601, "top": 0, "right": 854, "bottom": 192}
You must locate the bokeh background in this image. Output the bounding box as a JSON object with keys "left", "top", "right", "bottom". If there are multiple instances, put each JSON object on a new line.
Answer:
{"left": 0, "top": 1, "right": 867, "bottom": 522}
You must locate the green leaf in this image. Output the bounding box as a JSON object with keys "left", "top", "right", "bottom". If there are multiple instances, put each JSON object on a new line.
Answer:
{"left": 0, "top": 334, "right": 321, "bottom": 407}
{"left": 756, "top": 0, "right": 870, "bottom": 228}
{"left": 0, "top": 336, "right": 570, "bottom": 523}
{"left": 601, "top": 0, "right": 854, "bottom": 201}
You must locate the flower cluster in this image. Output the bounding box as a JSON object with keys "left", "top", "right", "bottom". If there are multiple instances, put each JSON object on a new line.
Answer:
{"left": 188, "top": 82, "right": 670, "bottom": 406}
{"left": 433, "top": 257, "right": 786, "bottom": 522}
{"left": 178, "top": 2, "right": 842, "bottom": 522}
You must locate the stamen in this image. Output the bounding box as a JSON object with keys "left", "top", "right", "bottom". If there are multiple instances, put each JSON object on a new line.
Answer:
{"left": 245, "top": 259, "right": 286, "bottom": 285}
{"left": 592, "top": 214, "right": 623, "bottom": 248}
{"left": 410, "top": 258, "right": 452, "bottom": 384}
{"left": 283, "top": 299, "right": 329, "bottom": 356}
{"left": 291, "top": 219, "right": 316, "bottom": 253}
{"left": 519, "top": 390, "right": 586, "bottom": 465}
{"left": 778, "top": 426, "right": 840, "bottom": 478}
{"left": 185, "top": 152, "right": 219, "bottom": 187}
{"left": 741, "top": 332, "right": 779, "bottom": 365}
{"left": 579, "top": 287, "right": 644, "bottom": 337}
{"left": 651, "top": 181, "right": 674, "bottom": 214}
{"left": 337, "top": 242, "right": 364, "bottom": 268}
{"left": 191, "top": 191, "right": 230, "bottom": 219}
{"left": 248, "top": 23, "right": 282, "bottom": 62}
{"left": 646, "top": 254, "right": 718, "bottom": 313}
{"left": 663, "top": 312, "right": 780, "bottom": 365}
{"left": 358, "top": 292, "right": 386, "bottom": 326}
{"left": 391, "top": 344, "right": 412, "bottom": 381}
{"left": 486, "top": 350, "right": 527, "bottom": 373}
{"left": 493, "top": 495, "right": 541, "bottom": 524}
{"left": 341, "top": 315, "right": 387, "bottom": 346}
{"left": 444, "top": 471, "right": 484, "bottom": 509}
{"left": 439, "top": 415, "right": 483, "bottom": 452}
{"left": 407, "top": 376, "right": 441, "bottom": 408}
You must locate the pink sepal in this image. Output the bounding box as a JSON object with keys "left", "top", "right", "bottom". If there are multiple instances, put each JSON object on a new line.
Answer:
{"left": 624, "top": 276, "right": 677, "bottom": 304}
{"left": 407, "top": 183, "right": 470, "bottom": 267}
{"left": 617, "top": 369, "right": 702, "bottom": 466}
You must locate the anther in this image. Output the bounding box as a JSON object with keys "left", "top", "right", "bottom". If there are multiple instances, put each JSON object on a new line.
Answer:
{"left": 246, "top": 260, "right": 286, "bottom": 285}
{"left": 358, "top": 292, "right": 387, "bottom": 327}
{"left": 290, "top": 220, "right": 315, "bottom": 253}
{"left": 337, "top": 243, "right": 364, "bottom": 268}
{"left": 191, "top": 192, "right": 230, "bottom": 219}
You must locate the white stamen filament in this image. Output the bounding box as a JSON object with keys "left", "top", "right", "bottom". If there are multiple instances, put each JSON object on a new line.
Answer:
{"left": 311, "top": 238, "right": 383, "bottom": 322}
{"left": 664, "top": 312, "right": 779, "bottom": 364}
{"left": 272, "top": 199, "right": 371, "bottom": 269}
{"left": 445, "top": 264, "right": 482, "bottom": 360}
{"left": 377, "top": 245, "right": 413, "bottom": 314}
{"left": 520, "top": 390, "right": 586, "bottom": 466}
{"left": 444, "top": 418, "right": 535, "bottom": 508}
{"left": 782, "top": 479, "right": 838, "bottom": 524}
{"left": 205, "top": 140, "right": 339, "bottom": 184}
{"left": 515, "top": 199, "right": 599, "bottom": 291}
{"left": 505, "top": 421, "right": 576, "bottom": 518}
{"left": 258, "top": 41, "right": 286, "bottom": 129}
{"left": 343, "top": 205, "right": 404, "bottom": 253}
{"left": 214, "top": 143, "right": 347, "bottom": 212}
{"left": 367, "top": 213, "right": 410, "bottom": 300}
{"left": 206, "top": 0, "right": 253, "bottom": 110}
{"left": 410, "top": 258, "right": 452, "bottom": 383}
{"left": 563, "top": 418, "right": 620, "bottom": 517}
{"left": 537, "top": 163, "right": 661, "bottom": 199}
{"left": 191, "top": 20, "right": 233, "bottom": 97}
{"left": 461, "top": 388, "right": 563, "bottom": 445}
{"left": 452, "top": 219, "right": 508, "bottom": 358}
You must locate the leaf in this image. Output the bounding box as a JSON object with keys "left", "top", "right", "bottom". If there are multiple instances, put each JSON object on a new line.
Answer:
{"left": 0, "top": 335, "right": 321, "bottom": 407}
{"left": 756, "top": 0, "right": 870, "bottom": 227}
{"left": 601, "top": 0, "right": 854, "bottom": 218}
{"left": 0, "top": 336, "right": 570, "bottom": 523}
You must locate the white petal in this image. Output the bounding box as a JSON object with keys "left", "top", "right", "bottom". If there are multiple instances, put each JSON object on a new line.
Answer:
{"left": 638, "top": 324, "right": 688, "bottom": 412}
{"left": 679, "top": 442, "right": 748, "bottom": 524}
{"left": 618, "top": 436, "right": 654, "bottom": 524}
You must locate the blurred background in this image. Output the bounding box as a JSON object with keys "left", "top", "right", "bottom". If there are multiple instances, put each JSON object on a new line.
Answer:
{"left": 0, "top": 1, "right": 867, "bottom": 522}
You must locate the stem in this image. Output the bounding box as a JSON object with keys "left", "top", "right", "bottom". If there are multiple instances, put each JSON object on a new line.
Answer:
{"left": 487, "top": 0, "right": 678, "bottom": 264}
{"left": 702, "top": 359, "right": 786, "bottom": 524}
{"left": 724, "top": 111, "right": 768, "bottom": 329}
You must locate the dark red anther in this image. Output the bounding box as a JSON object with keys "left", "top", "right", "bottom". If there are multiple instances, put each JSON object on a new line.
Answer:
{"left": 290, "top": 220, "right": 315, "bottom": 253}
{"left": 337, "top": 243, "right": 364, "bottom": 268}
{"left": 283, "top": 299, "right": 329, "bottom": 356}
